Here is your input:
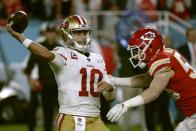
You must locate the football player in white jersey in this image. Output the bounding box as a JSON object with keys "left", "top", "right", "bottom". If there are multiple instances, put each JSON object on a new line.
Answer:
{"left": 7, "top": 15, "right": 115, "bottom": 131}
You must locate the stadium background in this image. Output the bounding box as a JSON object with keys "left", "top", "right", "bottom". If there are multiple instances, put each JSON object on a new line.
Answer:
{"left": 0, "top": 0, "right": 196, "bottom": 131}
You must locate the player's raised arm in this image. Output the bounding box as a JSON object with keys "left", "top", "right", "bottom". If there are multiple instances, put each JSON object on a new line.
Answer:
{"left": 7, "top": 24, "right": 55, "bottom": 62}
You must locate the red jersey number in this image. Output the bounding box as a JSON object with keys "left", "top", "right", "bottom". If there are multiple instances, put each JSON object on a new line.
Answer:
{"left": 79, "top": 68, "right": 103, "bottom": 97}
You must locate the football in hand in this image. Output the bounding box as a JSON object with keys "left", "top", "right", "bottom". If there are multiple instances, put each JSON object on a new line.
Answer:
{"left": 8, "top": 11, "right": 29, "bottom": 33}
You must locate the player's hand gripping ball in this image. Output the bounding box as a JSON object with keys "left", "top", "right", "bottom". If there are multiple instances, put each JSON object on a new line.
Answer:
{"left": 8, "top": 11, "right": 28, "bottom": 33}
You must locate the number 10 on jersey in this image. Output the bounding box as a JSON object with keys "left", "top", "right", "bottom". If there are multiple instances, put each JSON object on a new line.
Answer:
{"left": 79, "top": 68, "right": 103, "bottom": 97}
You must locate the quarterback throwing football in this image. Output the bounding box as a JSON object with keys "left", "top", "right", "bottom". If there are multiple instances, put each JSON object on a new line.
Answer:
{"left": 106, "top": 28, "right": 196, "bottom": 131}
{"left": 7, "top": 15, "right": 115, "bottom": 131}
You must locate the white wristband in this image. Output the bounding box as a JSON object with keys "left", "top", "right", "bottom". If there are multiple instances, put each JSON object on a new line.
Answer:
{"left": 22, "top": 39, "right": 32, "bottom": 48}
{"left": 123, "top": 95, "right": 144, "bottom": 108}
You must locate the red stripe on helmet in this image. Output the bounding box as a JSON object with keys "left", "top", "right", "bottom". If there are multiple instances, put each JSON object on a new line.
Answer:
{"left": 74, "top": 15, "right": 83, "bottom": 25}
{"left": 80, "top": 16, "right": 86, "bottom": 24}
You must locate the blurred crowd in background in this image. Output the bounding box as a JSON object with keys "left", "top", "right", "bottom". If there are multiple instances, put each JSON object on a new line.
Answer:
{"left": 0, "top": 0, "right": 196, "bottom": 131}
{"left": 0, "top": 0, "right": 196, "bottom": 21}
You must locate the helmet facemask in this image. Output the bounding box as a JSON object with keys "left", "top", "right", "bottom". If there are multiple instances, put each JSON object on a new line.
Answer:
{"left": 61, "top": 28, "right": 92, "bottom": 52}
{"left": 128, "top": 40, "right": 150, "bottom": 69}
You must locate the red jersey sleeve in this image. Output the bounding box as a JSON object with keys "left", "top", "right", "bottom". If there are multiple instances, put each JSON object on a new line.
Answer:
{"left": 148, "top": 49, "right": 174, "bottom": 76}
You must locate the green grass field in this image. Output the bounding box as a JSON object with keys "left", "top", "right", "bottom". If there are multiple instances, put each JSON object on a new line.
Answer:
{"left": 0, "top": 123, "right": 146, "bottom": 131}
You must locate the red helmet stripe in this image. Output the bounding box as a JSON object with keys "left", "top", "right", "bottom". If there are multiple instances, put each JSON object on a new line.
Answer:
{"left": 74, "top": 15, "right": 84, "bottom": 25}
{"left": 80, "top": 16, "right": 87, "bottom": 24}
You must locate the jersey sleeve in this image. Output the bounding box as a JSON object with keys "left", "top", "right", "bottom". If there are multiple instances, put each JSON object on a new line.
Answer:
{"left": 148, "top": 52, "right": 172, "bottom": 76}
{"left": 50, "top": 47, "right": 68, "bottom": 73}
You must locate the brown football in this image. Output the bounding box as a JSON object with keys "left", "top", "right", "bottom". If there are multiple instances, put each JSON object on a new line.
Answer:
{"left": 8, "top": 11, "right": 29, "bottom": 33}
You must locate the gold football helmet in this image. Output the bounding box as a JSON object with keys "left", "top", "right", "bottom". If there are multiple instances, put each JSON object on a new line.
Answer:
{"left": 60, "top": 15, "right": 92, "bottom": 52}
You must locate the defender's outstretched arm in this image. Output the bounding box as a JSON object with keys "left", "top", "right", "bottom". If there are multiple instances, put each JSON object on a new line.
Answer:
{"left": 108, "top": 73, "right": 152, "bottom": 88}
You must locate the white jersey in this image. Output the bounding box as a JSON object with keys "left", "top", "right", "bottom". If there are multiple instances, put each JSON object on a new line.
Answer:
{"left": 50, "top": 47, "right": 110, "bottom": 117}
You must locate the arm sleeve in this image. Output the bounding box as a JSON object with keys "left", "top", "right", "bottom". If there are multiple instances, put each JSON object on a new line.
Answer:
{"left": 50, "top": 47, "right": 68, "bottom": 73}
{"left": 149, "top": 54, "right": 172, "bottom": 76}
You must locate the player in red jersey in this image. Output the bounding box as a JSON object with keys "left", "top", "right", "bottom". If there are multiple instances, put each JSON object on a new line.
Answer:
{"left": 105, "top": 28, "right": 196, "bottom": 131}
